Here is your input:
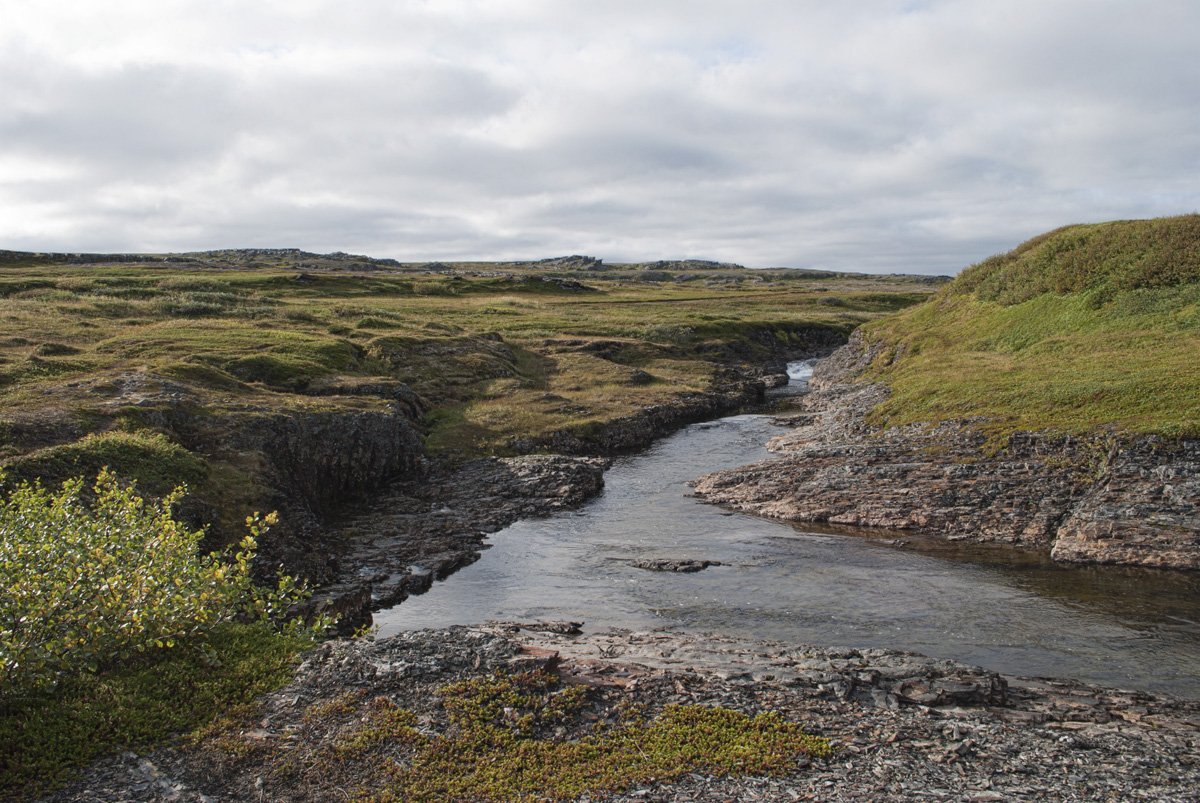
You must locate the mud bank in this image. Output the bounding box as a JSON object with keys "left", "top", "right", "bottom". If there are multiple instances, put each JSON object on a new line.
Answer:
{"left": 40, "top": 625, "right": 1200, "bottom": 803}
{"left": 691, "top": 333, "right": 1200, "bottom": 570}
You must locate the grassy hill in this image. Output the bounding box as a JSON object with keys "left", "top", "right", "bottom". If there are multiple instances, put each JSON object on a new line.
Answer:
{"left": 859, "top": 214, "right": 1200, "bottom": 439}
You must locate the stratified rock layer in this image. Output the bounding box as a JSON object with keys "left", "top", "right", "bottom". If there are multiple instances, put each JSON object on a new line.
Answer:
{"left": 691, "top": 333, "right": 1200, "bottom": 570}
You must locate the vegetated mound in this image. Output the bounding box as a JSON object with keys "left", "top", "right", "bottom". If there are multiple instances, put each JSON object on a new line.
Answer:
{"left": 952, "top": 214, "right": 1200, "bottom": 306}
{"left": 860, "top": 214, "right": 1200, "bottom": 438}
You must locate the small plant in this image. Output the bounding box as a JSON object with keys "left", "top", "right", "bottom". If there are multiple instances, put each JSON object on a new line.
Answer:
{"left": 359, "top": 671, "right": 830, "bottom": 802}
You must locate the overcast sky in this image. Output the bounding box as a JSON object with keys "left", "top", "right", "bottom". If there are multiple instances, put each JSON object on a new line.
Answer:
{"left": 3, "top": 1, "right": 1198, "bottom": 274}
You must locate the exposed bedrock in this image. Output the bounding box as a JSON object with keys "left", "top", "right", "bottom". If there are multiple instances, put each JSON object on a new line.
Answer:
{"left": 691, "top": 333, "right": 1200, "bottom": 570}
{"left": 161, "top": 328, "right": 847, "bottom": 625}
{"left": 173, "top": 403, "right": 428, "bottom": 587}
{"left": 316, "top": 453, "right": 610, "bottom": 622}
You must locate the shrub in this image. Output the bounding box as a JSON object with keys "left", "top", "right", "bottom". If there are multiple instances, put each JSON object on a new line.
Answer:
{"left": 0, "top": 471, "right": 319, "bottom": 701}
{"left": 0, "top": 621, "right": 315, "bottom": 798}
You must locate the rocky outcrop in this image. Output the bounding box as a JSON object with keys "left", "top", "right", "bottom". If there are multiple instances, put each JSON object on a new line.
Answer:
{"left": 154, "top": 399, "right": 429, "bottom": 587}
{"left": 691, "top": 334, "right": 1200, "bottom": 570}
{"left": 47, "top": 625, "right": 1200, "bottom": 803}
{"left": 1051, "top": 437, "right": 1200, "bottom": 567}
{"left": 312, "top": 454, "right": 610, "bottom": 629}
{"left": 233, "top": 407, "right": 425, "bottom": 517}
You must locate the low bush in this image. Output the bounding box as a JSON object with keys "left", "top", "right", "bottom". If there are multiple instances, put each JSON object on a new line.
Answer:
{"left": 0, "top": 471, "right": 320, "bottom": 702}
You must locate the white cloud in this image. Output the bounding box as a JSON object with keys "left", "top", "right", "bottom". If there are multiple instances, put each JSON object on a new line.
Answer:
{"left": 2, "top": 0, "right": 1198, "bottom": 273}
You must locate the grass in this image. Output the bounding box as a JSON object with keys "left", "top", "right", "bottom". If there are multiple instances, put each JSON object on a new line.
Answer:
{"left": 0, "top": 255, "right": 932, "bottom": 473}
{"left": 0, "top": 623, "right": 315, "bottom": 801}
{"left": 860, "top": 215, "right": 1200, "bottom": 439}
{"left": 2, "top": 430, "right": 207, "bottom": 494}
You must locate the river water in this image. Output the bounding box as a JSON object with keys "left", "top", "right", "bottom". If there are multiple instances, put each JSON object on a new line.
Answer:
{"left": 376, "top": 362, "right": 1200, "bottom": 699}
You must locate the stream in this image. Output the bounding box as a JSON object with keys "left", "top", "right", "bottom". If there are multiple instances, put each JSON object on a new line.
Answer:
{"left": 376, "top": 362, "right": 1200, "bottom": 699}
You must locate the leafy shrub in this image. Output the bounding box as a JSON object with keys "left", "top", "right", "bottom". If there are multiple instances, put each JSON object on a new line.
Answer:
{"left": 0, "top": 471, "right": 319, "bottom": 700}
{"left": 0, "top": 621, "right": 315, "bottom": 799}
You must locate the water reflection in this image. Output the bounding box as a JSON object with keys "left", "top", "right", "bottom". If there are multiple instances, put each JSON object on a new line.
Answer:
{"left": 375, "top": 364, "right": 1200, "bottom": 699}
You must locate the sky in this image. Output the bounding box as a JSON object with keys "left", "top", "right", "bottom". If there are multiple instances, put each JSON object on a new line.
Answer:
{"left": 2, "top": 1, "right": 1198, "bottom": 275}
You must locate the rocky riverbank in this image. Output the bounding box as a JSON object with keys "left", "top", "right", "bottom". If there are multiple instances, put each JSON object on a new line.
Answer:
{"left": 312, "top": 453, "right": 610, "bottom": 628}
{"left": 39, "top": 625, "right": 1200, "bottom": 803}
{"left": 307, "top": 361, "right": 798, "bottom": 631}
{"left": 691, "top": 333, "right": 1200, "bottom": 570}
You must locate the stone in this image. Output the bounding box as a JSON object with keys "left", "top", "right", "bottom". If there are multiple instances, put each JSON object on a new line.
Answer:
{"left": 690, "top": 332, "right": 1200, "bottom": 571}
{"left": 628, "top": 559, "right": 722, "bottom": 573}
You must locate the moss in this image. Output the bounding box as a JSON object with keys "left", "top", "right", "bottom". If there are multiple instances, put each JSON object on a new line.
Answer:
{"left": 359, "top": 670, "right": 831, "bottom": 802}
{"left": 159, "top": 361, "right": 246, "bottom": 390}
{"left": 1, "top": 431, "right": 206, "bottom": 495}
{"left": 0, "top": 623, "right": 314, "bottom": 801}
{"left": 197, "top": 668, "right": 831, "bottom": 803}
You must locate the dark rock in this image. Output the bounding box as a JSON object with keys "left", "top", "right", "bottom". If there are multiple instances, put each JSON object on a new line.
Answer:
{"left": 629, "top": 559, "right": 722, "bottom": 573}
{"left": 691, "top": 331, "right": 1200, "bottom": 570}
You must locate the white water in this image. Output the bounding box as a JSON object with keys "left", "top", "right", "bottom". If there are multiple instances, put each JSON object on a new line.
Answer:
{"left": 374, "top": 362, "right": 1200, "bottom": 699}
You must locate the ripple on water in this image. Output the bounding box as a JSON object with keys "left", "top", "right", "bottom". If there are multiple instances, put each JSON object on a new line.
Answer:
{"left": 375, "top": 363, "right": 1200, "bottom": 699}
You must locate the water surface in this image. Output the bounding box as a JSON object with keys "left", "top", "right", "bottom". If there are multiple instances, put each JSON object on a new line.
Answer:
{"left": 376, "top": 362, "right": 1200, "bottom": 698}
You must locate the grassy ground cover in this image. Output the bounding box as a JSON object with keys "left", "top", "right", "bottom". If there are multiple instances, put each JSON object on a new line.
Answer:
{"left": 0, "top": 623, "right": 315, "bottom": 801}
{"left": 859, "top": 215, "right": 1200, "bottom": 438}
{"left": 0, "top": 251, "right": 930, "bottom": 799}
{"left": 0, "top": 254, "right": 933, "bottom": 472}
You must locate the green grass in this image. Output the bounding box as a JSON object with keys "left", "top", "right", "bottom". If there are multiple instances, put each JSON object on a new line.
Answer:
{"left": 861, "top": 215, "right": 1200, "bottom": 438}
{"left": 0, "top": 257, "right": 930, "bottom": 466}
{"left": 0, "top": 623, "right": 314, "bottom": 801}
{"left": 0, "top": 255, "right": 935, "bottom": 551}
{"left": 2, "top": 430, "right": 206, "bottom": 493}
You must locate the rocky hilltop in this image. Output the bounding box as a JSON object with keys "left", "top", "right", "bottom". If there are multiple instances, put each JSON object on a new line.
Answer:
{"left": 693, "top": 216, "right": 1200, "bottom": 571}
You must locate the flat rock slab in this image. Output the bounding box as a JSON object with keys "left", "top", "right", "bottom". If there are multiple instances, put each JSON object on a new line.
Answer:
{"left": 40, "top": 626, "right": 1200, "bottom": 803}
{"left": 628, "top": 559, "right": 722, "bottom": 573}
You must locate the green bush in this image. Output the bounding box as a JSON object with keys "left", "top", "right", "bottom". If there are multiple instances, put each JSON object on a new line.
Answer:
{"left": 0, "top": 471, "right": 318, "bottom": 701}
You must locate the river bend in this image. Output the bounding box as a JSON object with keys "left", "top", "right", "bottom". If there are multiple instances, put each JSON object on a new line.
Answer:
{"left": 377, "top": 363, "right": 1200, "bottom": 699}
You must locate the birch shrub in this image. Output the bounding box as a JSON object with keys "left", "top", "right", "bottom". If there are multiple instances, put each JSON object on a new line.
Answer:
{"left": 0, "top": 470, "right": 319, "bottom": 700}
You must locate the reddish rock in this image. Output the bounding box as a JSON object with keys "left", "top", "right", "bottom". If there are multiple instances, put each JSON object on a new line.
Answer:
{"left": 691, "top": 333, "right": 1200, "bottom": 570}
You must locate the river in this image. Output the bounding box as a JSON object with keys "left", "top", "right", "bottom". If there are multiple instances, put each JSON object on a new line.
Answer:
{"left": 376, "top": 361, "right": 1200, "bottom": 699}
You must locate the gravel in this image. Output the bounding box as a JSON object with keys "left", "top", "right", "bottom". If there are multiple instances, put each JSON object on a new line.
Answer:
{"left": 37, "top": 625, "right": 1200, "bottom": 803}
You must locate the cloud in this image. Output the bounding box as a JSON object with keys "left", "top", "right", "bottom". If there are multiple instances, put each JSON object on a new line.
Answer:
{"left": 2, "top": 0, "right": 1198, "bottom": 273}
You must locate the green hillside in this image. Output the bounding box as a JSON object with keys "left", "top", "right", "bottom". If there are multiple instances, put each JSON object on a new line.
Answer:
{"left": 860, "top": 214, "right": 1200, "bottom": 438}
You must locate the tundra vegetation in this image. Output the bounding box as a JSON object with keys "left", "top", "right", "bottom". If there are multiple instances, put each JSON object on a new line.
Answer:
{"left": 0, "top": 250, "right": 932, "bottom": 799}
{"left": 860, "top": 214, "right": 1200, "bottom": 440}
{"left": 192, "top": 668, "right": 833, "bottom": 803}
